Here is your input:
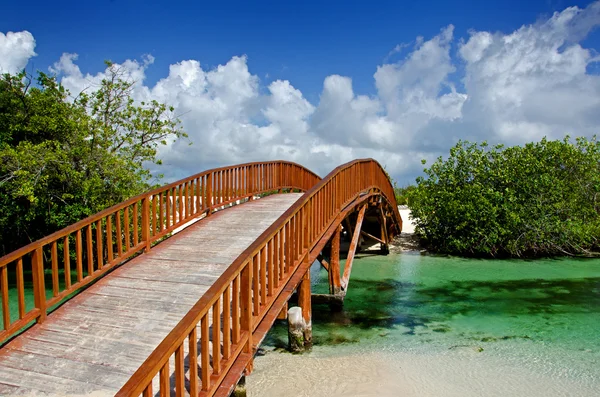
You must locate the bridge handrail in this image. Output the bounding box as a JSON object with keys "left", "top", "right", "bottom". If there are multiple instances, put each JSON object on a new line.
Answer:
{"left": 117, "top": 158, "right": 401, "bottom": 396}
{"left": 0, "top": 161, "right": 320, "bottom": 344}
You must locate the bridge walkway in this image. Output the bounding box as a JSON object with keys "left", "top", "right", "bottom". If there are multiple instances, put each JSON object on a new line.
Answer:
{"left": 0, "top": 194, "right": 302, "bottom": 396}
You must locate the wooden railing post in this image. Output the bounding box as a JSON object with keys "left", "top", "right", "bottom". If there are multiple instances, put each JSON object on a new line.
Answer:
{"left": 142, "top": 196, "right": 151, "bottom": 252}
{"left": 206, "top": 173, "right": 213, "bottom": 216}
{"left": 277, "top": 161, "right": 281, "bottom": 189}
{"left": 249, "top": 165, "right": 254, "bottom": 200}
{"left": 31, "top": 247, "right": 47, "bottom": 323}
{"left": 240, "top": 262, "right": 253, "bottom": 374}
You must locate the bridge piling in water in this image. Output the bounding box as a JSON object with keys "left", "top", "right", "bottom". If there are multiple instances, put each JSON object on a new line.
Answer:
{"left": 298, "top": 266, "right": 312, "bottom": 348}
{"left": 287, "top": 307, "right": 305, "bottom": 353}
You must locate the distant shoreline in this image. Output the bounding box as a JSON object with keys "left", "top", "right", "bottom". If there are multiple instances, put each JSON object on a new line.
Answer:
{"left": 391, "top": 206, "right": 422, "bottom": 253}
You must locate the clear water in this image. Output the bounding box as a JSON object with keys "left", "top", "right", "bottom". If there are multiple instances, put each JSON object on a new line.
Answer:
{"left": 250, "top": 252, "right": 600, "bottom": 396}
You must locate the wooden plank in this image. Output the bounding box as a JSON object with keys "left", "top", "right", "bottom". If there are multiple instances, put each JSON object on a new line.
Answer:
{"left": 15, "top": 336, "right": 151, "bottom": 371}
{"left": 0, "top": 349, "right": 130, "bottom": 389}
{"left": 0, "top": 366, "right": 113, "bottom": 395}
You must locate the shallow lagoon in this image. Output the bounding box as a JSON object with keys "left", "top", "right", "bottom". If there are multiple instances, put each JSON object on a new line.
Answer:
{"left": 248, "top": 252, "right": 600, "bottom": 396}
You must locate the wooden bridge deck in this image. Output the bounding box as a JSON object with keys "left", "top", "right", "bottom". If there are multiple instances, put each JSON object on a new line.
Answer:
{"left": 0, "top": 193, "right": 302, "bottom": 396}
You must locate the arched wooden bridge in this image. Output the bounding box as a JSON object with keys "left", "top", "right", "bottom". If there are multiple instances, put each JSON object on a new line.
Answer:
{"left": 0, "top": 159, "right": 402, "bottom": 396}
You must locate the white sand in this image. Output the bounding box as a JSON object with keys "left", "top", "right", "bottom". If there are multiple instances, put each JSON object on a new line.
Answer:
{"left": 248, "top": 347, "right": 598, "bottom": 397}
{"left": 399, "top": 207, "right": 416, "bottom": 234}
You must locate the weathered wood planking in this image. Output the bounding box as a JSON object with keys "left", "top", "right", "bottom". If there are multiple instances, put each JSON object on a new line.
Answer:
{"left": 0, "top": 194, "right": 302, "bottom": 396}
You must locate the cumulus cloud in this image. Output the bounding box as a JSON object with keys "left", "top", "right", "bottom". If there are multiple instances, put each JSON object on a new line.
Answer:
{"left": 0, "top": 31, "right": 36, "bottom": 74}
{"left": 4, "top": 1, "right": 600, "bottom": 183}
{"left": 458, "top": 2, "right": 600, "bottom": 143}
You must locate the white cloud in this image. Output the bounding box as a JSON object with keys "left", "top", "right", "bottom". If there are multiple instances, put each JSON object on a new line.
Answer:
{"left": 4, "top": 1, "right": 600, "bottom": 184}
{"left": 0, "top": 31, "right": 36, "bottom": 74}
{"left": 459, "top": 1, "right": 600, "bottom": 144}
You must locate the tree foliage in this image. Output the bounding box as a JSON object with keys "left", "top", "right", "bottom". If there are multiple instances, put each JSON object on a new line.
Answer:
{"left": 0, "top": 65, "right": 186, "bottom": 255}
{"left": 394, "top": 185, "right": 416, "bottom": 206}
{"left": 408, "top": 137, "right": 600, "bottom": 257}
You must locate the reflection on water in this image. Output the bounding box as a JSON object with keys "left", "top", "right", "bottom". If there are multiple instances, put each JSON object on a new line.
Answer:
{"left": 252, "top": 252, "right": 600, "bottom": 396}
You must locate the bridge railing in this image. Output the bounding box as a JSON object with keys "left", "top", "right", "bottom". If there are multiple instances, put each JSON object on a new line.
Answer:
{"left": 117, "top": 158, "right": 401, "bottom": 397}
{"left": 0, "top": 161, "right": 320, "bottom": 344}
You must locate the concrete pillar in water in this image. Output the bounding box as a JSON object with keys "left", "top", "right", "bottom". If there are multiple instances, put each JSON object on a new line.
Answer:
{"left": 288, "top": 268, "right": 313, "bottom": 352}
{"left": 287, "top": 306, "right": 305, "bottom": 353}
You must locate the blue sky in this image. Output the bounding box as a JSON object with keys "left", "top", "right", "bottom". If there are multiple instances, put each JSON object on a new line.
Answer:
{"left": 2, "top": 0, "right": 593, "bottom": 99}
{"left": 2, "top": 0, "right": 600, "bottom": 183}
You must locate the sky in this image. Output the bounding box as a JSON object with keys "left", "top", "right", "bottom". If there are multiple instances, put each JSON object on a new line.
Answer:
{"left": 1, "top": 0, "right": 600, "bottom": 185}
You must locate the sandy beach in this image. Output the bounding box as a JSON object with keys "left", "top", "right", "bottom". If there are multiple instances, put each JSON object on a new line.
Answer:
{"left": 248, "top": 345, "right": 598, "bottom": 397}
{"left": 398, "top": 206, "right": 416, "bottom": 234}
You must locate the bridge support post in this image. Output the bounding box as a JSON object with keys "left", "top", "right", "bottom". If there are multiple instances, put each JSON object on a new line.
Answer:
{"left": 329, "top": 225, "right": 342, "bottom": 296}
{"left": 298, "top": 265, "right": 312, "bottom": 348}
{"left": 288, "top": 265, "right": 312, "bottom": 353}
{"left": 341, "top": 205, "right": 367, "bottom": 292}
{"left": 380, "top": 205, "right": 389, "bottom": 254}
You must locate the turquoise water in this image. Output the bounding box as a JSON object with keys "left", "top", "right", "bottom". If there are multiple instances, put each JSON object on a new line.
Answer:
{"left": 254, "top": 252, "right": 600, "bottom": 395}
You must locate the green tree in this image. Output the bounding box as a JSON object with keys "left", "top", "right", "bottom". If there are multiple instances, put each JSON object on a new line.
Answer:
{"left": 0, "top": 66, "right": 186, "bottom": 255}
{"left": 408, "top": 137, "right": 600, "bottom": 257}
{"left": 394, "top": 185, "right": 416, "bottom": 206}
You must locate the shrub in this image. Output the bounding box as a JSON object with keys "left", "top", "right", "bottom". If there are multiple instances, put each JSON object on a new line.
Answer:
{"left": 408, "top": 137, "right": 600, "bottom": 257}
